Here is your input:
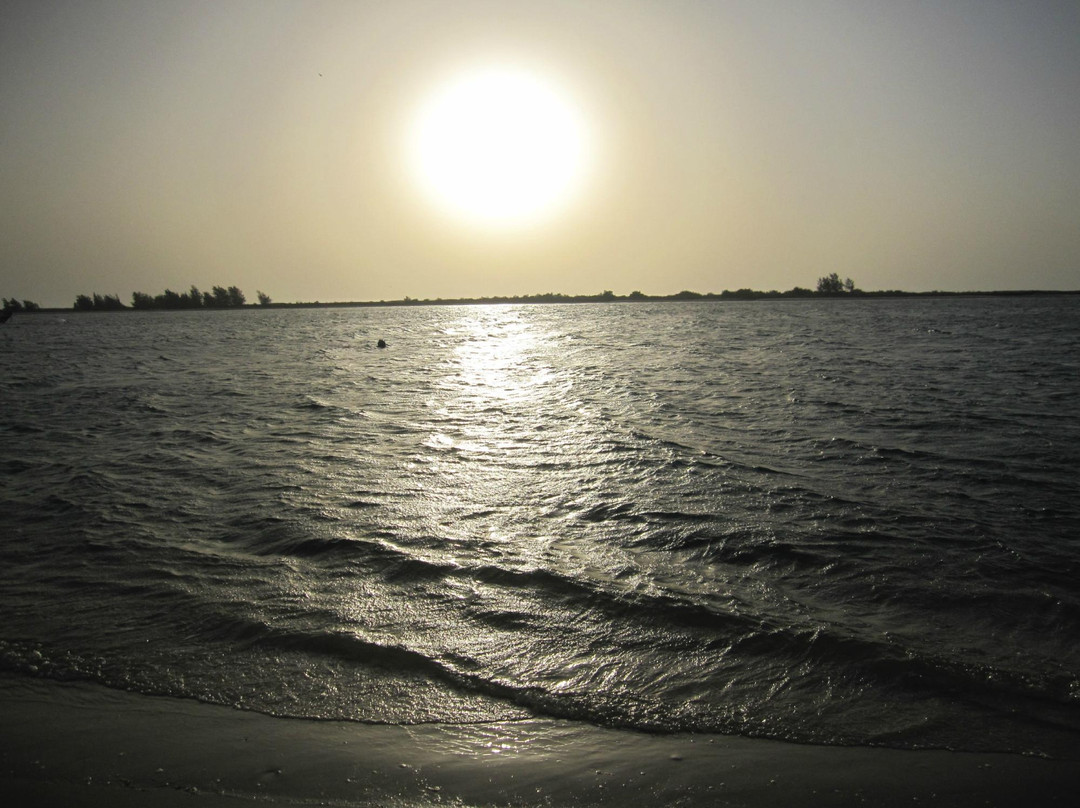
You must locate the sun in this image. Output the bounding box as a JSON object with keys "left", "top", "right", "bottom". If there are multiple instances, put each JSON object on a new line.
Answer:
{"left": 407, "top": 65, "right": 590, "bottom": 230}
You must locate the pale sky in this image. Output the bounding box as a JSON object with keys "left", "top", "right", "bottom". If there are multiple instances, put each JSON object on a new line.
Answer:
{"left": 2, "top": 0, "right": 1079, "bottom": 307}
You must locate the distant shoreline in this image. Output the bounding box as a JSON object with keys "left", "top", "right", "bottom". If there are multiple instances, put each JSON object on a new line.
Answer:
{"left": 16, "top": 287, "right": 1080, "bottom": 314}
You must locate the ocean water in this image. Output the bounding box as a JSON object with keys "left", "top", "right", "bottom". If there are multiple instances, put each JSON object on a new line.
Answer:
{"left": 2, "top": 297, "right": 1079, "bottom": 757}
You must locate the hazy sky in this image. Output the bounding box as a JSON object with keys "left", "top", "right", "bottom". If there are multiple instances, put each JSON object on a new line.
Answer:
{"left": 3, "top": 0, "right": 1079, "bottom": 306}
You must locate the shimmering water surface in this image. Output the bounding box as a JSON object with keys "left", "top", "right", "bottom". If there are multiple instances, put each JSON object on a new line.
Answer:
{"left": 2, "top": 298, "right": 1079, "bottom": 756}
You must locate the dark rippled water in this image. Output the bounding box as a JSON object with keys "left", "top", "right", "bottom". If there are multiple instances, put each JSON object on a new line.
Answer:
{"left": 2, "top": 298, "right": 1079, "bottom": 756}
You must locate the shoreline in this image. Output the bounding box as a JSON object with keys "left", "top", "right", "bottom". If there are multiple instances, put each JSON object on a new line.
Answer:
{"left": 10, "top": 288, "right": 1080, "bottom": 315}
{"left": 2, "top": 674, "right": 1078, "bottom": 807}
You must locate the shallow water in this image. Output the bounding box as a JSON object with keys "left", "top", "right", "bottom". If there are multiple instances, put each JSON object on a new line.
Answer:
{"left": 2, "top": 298, "right": 1079, "bottom": 756}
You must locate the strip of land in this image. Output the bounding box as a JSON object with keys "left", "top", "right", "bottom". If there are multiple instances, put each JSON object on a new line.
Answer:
{"left": 8, "top": 286, "right": 1079, "bottom": 315}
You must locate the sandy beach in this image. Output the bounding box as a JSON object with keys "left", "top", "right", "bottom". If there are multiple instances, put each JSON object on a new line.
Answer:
{"left": 2, "top": 674, "right": 1078, "bottom": 807}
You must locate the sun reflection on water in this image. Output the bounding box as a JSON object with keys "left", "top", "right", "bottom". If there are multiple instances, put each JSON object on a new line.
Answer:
{"left": 419, "top": 306, "right": 552, "bottom": 530}
{"left": 326, "top": 305, "right": 669, "bottom": 712}
{"left": 423, "top": 306, "right": 557, "bottom": 466}
{"left": 443, "top": 306, "right": 548, "bottom": 403}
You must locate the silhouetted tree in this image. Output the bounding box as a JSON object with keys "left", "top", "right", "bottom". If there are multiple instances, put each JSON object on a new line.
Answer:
{"left": 257, "top": 290, "right": 272, "bottom": 306}
{"left": 816, "top": 273, "right": 844, "bottom": 294}
{"left": 156, "top": 289, "right": 182, "bottom": 308}
{"left": 816, "top": 274, "right": 857, "bottom": 295}
{"left": 2, "top": 298, "right": 24, "bottom": 312}
{"left": 127, "top": 283, "right": 248, "bottom": 309}
{"left": 94, "top": 293, "right": 125, "bottom": 310}
{"left": 75, "top": 293, "right": 125, "bottom": 310}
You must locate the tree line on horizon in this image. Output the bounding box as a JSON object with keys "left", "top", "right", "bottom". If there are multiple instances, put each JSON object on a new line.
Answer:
{"left": 381, "top": 276, "right": 861, "bottom": 305}
{"left": 73, "top": 285, "right": 273, "bottom": 311}
{"left": 2, "top": 297, "right": 41, "bottom": 312}
{"left": 63, "top": 279, "right": 863, "bottom": 312}
{"left": 27, "top": 274, "right": 1066, "bottom": 314}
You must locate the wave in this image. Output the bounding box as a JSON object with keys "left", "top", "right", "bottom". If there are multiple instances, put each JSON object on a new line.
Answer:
{"left": 3, "top": 299, "right": 1080, "bottom": 756}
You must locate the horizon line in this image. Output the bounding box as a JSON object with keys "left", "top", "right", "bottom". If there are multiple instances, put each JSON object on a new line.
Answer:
{"left": 10, "top": 287, "right": 1080, "bottom": 314}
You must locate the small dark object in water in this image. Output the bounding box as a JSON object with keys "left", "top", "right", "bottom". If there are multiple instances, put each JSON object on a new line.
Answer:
{"left": 377, "top": 339, "right": 387, "bottom": 349}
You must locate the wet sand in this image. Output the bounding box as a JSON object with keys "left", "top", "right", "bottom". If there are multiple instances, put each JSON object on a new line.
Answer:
{"left": 2, "top": 674, "right": 1078, "bottom": 807}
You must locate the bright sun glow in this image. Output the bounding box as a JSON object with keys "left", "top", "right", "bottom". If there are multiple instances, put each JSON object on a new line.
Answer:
{"left": 408, "top": 66, "right": 590, "bottom": 229}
